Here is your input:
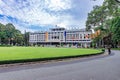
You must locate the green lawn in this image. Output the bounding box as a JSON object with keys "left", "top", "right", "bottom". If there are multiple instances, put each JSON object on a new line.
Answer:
{"left": 0, "top": 47, "right": 102, "bottom": 61}
{"left": 112, "top": 48, "right": 120, "bottom": 50}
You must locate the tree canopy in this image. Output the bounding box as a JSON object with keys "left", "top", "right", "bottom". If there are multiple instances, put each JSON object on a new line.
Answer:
{"left": 0, "top": 23, "right": 24, "bottom": 45}
{"left": 110, "top": 17, "right": 120, "bottom": 45}
{"left": 86, "top": 0, "right": 120, "bottom": 47}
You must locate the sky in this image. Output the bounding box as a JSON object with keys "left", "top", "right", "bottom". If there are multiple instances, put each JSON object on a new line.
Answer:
{"left": 0, "top": 0, "right": 104, "bottom": 33}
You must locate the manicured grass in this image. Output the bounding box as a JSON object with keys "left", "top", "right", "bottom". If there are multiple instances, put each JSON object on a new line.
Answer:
{"left": 0, "top": 47, "right": 102, "bottom": 62}
{"left": 112, "top": 48, "right": 120, "bottom": 50}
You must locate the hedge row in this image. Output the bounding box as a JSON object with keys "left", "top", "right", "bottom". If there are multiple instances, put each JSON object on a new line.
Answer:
{"left": 0, "top": 45, "right": 12, "bottom": 47}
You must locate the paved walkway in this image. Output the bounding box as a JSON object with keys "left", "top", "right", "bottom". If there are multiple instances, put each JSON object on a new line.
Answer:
{"left": 0, "top": 50, "right": 119, "bottom": 80}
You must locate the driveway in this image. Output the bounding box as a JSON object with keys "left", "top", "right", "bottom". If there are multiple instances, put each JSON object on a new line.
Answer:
{"left": 0, "top": 50, "right": 119, "bottom": 80}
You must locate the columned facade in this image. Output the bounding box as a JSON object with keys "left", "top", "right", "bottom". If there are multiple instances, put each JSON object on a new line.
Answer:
{"left": 29, "top": 28, "right": 92, "bottom": 48}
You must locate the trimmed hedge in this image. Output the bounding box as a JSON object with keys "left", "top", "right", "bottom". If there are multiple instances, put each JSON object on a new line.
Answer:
{"left": 0, "top": 45, "right": 12, "bottom": 47}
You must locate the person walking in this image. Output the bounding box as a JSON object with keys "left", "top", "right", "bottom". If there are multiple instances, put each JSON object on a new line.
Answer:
{"left": 108, "top": 46, "right": 111, "bottom": 55}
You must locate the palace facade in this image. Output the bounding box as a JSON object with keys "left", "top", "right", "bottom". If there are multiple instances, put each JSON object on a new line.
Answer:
{"left": 29, "top": 27, "right": 92, "bottom": 48}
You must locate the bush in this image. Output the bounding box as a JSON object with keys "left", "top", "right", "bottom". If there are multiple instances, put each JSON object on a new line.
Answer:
{"left": 101, "top": 48, "right": 105, "bottom": 52}
{"left": 0, "top": 45, "right": 12, "bottom": 47}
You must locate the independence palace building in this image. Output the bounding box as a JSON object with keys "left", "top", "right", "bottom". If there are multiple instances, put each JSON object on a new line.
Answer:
{"left": 29, "top": 27, "right": 92, "bottom": 48}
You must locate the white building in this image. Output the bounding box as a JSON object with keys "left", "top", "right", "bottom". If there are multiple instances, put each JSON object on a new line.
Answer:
{"left": 29, "top": 28, "right": 92, "bottom": 48}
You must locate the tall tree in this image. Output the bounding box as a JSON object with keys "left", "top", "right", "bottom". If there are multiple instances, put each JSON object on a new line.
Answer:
{"left": 24, "top": 31, "right": 30, "bottom": 46}
{"left": 0, "top": 23, "right": 6, "bottom": 44}
{"left": 86, "top": 0, "right": 120, "bottom": 47}
{"left": 110, "top": 17, "right": 120, "bottom": 47}
{"left": 0, "top": 23, "right": 24, "bottom": 46}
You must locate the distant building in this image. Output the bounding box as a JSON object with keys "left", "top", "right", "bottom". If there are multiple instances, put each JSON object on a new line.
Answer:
{"left": 29, "top": 27, "right": 92, "bottom": 48}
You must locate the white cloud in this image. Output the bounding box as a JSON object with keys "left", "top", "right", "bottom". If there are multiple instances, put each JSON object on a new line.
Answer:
{"left": 15, "top": 24, "right": 35, "bottom": 33}
{"left": 44, "top": 0, "right": 71, "bottom": 11}
{"left": 0, "top": 0, "right": 72, "bottom": 25}
{"left": 0, "top": 0, "right": 104, "bottom": 32}
{"left": 0, "top": 10, "right": 3, "bottom": 14}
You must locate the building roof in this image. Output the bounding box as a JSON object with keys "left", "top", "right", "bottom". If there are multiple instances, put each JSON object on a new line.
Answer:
{"left": 50, "top": 28, "right": 66, "bottom": 31}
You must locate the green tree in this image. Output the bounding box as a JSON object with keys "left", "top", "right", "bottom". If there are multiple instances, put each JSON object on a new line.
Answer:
{"left": 0, "top": 23, "right": 7, "bottom": 44}
{"left": 24, "top": 31, "right": 30, "bottom": 46}
{"left": 86, "top": 0, "right": 120, "bottom": 48}
{"left": 0, "top": 23, "right": 24, "bottom": 46}
{"left": 110, "top": 17, "right": 120, "bottom": 47}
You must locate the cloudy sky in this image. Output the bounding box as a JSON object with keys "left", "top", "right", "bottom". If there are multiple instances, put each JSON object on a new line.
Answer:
{"left": 0, "top": 0, "right": 104, "bottom": 32}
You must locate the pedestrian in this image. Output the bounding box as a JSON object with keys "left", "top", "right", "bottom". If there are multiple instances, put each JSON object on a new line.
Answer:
{"left": 108, "top": 46, "right": 111, "bottom": 55}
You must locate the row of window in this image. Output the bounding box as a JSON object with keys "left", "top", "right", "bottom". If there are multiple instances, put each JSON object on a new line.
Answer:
{"left": 30, "top": 39, "right": 91, "bottom": 42}
{"left": 30, "top": 33, "right": 90, "bottom": 37}
{"left": 30, "top": 34, "right": 90, "bottom": 38}
{"left": 66, "top": 40, "right": 91, "bottom": 41}
{"left": 30, "top": 37, "right": 90, "bottom": 40}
